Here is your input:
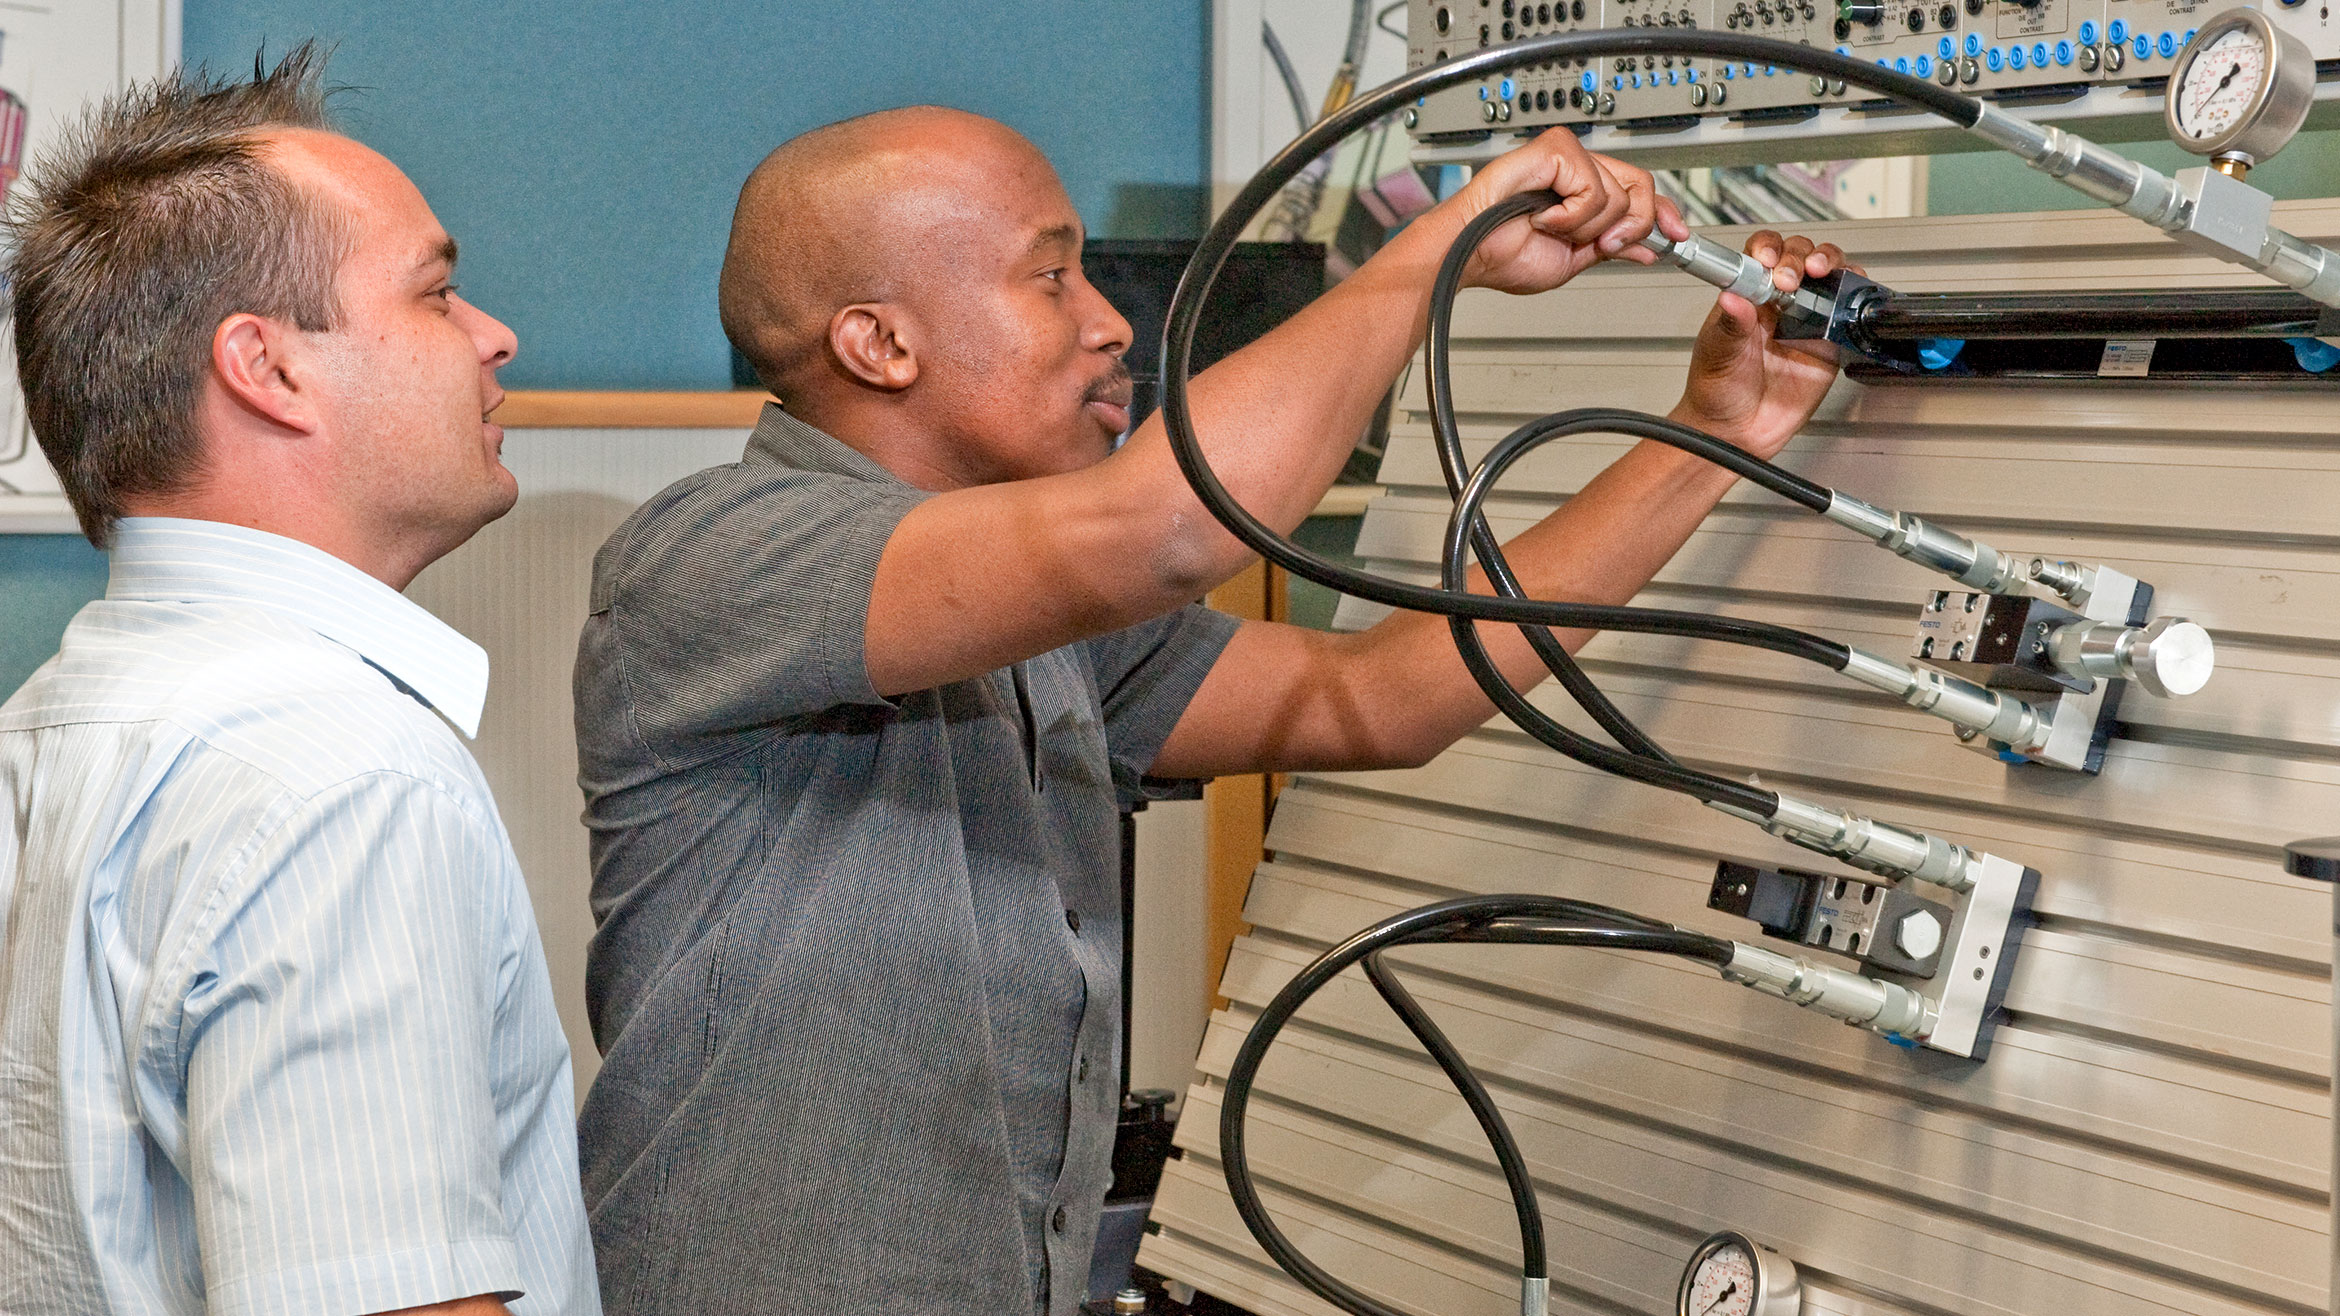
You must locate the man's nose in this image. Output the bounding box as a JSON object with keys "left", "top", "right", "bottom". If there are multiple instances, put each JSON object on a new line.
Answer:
{"left": 459, "top": 297, "right": 519, "bottom": 369}
{"left": 1080, "top": 279, "right": 1133, "bottom": 358}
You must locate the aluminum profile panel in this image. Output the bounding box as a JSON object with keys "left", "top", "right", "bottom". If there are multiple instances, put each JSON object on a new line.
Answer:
{"left": 1140, "top": 201, "right": 2339, "bottom": 1314}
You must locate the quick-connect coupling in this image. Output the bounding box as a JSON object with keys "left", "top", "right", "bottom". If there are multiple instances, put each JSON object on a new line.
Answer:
{"left": 1721, "top": 942, "right": 1935, "bottom": 1039}
{"left": 1822, "top": 493, "right": 2023, "bottom": 593}
{"left": 1757, "top": 792, "right": 1981, "bottom": 892}
{"left": 1967, "top": 105, "right": 2340, "bottom": 310}
{"left": 2261, "top": 226, "right": 2340, "bottom": 308}
{"left": 1638, "top": 229, "right": 1781, "bottom": 308}
{"left": 1965, "top": 104, "right": 2186, "bottom": 229}
{"left": 1841, "top": 648, "right": 2049, "bottom": 751}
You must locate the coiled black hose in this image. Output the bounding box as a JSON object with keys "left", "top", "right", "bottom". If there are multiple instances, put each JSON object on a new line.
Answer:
{"left": 1421, "top": 191, "right": 1845, "bottom": 804}
{"left": 1219, "top": 894, "right": 1735, "bottom": 1316}
{"left": 1159, "top": 33, "right": 1969, "bottom": 820}
{"left": 1168, "top": 29, "right": 1997, "bottom": 1316}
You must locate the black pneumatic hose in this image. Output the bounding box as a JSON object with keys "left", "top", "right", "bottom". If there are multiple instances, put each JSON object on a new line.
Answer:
{"left": 1157, "top": 31, "right": 1977, "bottom": 812}
{"left": 1424, "top": 189, "right": 1679, "bottom": 767}
{"left": 1437, "top": 408, "right": 1855, "bottom": 812}
{"left": 1219, "top": 894, "right": 1736, "bottom": 1316}
{"left": 1157, "top": 29, "right": 1972, "bottom": 636}
{"left": 1420, "top": 190, "right": 1841, "bottom": 796}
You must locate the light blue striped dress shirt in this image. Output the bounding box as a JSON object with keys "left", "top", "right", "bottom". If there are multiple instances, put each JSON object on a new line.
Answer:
{"left": 0, "top": 518, "right": 597, "bottom": 1316}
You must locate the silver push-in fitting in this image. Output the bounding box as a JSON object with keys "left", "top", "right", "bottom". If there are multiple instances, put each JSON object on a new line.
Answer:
{"left": 1822, "top": 493, "right": 2024, "bottom": 593}
{"left": 1720, "top": 941, "right": 1936, "bottom": 1040}
{"left": 1638, "top": 229, "right": 1783, "bottom": 308}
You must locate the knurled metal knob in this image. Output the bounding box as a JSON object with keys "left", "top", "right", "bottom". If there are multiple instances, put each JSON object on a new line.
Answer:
{"left": 2047, "top": 616, "right": 2215, "bottom": 698}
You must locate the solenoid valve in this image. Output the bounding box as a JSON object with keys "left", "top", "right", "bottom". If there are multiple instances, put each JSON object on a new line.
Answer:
{"left": 1710, "top": 849, "right": 2038, "bottom": 1059}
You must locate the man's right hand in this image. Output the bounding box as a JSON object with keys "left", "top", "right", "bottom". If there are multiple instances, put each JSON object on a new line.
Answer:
{"left": 1436, "top": 127, "right": 1687, "bottom": 295}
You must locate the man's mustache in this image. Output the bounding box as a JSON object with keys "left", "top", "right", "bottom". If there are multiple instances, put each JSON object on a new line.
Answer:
{"left": 1084, "top": 362, "right": 1134, "bottom": 408}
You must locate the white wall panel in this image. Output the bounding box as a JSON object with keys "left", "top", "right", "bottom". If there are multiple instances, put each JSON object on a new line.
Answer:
{"left": 407, "top": 426, "right": 750, "bottom": 1101}
{"left": 1142, "top": 202, "right": 2340, "bottom": 1315}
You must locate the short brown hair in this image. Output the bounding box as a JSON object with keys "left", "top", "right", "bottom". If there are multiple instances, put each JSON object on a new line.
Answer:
{"left": 5, "top": 43, "right": 347, "bottom": 546}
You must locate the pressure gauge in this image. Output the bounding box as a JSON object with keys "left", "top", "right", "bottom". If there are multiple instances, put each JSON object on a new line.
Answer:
{"left": 2164, "top": 8, "right": 2315, "bottom": 169}
{"left": 1677, "top": 1231, "right": 1801, "bottom": 1316}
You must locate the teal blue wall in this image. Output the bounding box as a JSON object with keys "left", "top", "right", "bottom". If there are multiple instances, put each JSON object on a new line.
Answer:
{"left": 0, "top": 537, "right": 106, "bottom": 698}
{"left": 184, "top": 1, "right": 1212, "bottom": 390}
{"left": 6, "top": 1, "right": 1211, "bottom": 695}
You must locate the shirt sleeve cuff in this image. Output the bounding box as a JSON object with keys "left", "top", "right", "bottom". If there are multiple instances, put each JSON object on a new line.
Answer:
{"left": 826, "top": 486, "right": 933, "bottom": 707}
{"left": 207, "top": 1237, "right": 523, "bottom": 1316}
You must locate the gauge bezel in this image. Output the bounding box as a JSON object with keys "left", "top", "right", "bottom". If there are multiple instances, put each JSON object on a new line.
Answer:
{"left": 2163, "top": 7, "right": 2316, "bottom": 165}
{"left": 1677, "top": 1230, "right": 1802, "bottom": 1316}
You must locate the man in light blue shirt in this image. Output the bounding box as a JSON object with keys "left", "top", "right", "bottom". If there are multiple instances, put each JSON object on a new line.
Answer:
{"left": 0, "top": 45, "right": 595, "bottom": 1316}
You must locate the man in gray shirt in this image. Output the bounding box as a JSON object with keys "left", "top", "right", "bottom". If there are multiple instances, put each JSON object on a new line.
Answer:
{"left": 573, "top": 106, "right": 1847, "bottom": 1316}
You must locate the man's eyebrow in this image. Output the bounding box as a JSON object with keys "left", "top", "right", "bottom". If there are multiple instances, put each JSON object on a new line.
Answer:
{"left": 1025, "top": 224, "right": 1080, "bottom": 258}
{"left": 415, "top": 236, "right": 460, "bottom": 276}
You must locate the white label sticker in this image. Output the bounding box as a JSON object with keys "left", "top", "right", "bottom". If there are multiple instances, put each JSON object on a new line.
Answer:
{"left": 2098, "top": 339, "right": 2156, "bottom": 377}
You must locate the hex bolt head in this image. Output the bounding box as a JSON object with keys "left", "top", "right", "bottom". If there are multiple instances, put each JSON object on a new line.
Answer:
{"left": 1896, "top": 909, "right": 1944, "bottom": 960}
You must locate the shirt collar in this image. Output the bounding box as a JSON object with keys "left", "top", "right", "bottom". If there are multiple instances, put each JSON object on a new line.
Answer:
{"left": 742, "top": 403, "right": 913, "bottom": 487}
{"left": 106, "top": 518, "right": 491, "bottom": 738}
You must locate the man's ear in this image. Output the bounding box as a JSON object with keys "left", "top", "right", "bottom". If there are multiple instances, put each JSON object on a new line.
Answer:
{"left": 210, "top": 312, "right": 323, "bottom": 434}
{"left": 827, "top": 303, "right": 920, "bottom": 392}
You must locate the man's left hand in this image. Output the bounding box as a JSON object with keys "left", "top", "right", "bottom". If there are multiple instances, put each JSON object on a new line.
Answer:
{"left": 1669, "top": 230, "right": 1853, "bottom": 460}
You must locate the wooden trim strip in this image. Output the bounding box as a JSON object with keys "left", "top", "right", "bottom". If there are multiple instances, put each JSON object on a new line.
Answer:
{"left": 493, "top": 390, "right": 771, "bottom": 429}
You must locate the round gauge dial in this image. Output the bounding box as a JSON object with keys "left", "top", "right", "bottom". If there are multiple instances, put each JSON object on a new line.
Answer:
{"left": 2171, "top": 26, "right": 2268, "bottom": 142}
{"left": 2163, "top": 8, "right": 2315, "bottom": 165}
{"left": 1677, "top": 1231, "right": 1800, "bottom": 1316}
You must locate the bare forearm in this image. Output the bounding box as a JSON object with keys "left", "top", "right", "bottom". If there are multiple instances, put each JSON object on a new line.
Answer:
{"left": 1151, "top": 431, "right": 1741, "bottom": 779}
{"left": 1108, "top": 213, "right": 1472, "bottom": 589}
{"left": 1309, "top": 432, "right": 1737, "bottom": 769}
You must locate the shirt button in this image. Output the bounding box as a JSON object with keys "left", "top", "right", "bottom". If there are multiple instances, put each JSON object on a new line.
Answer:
{"left": 1077, "top": 1057, "right": 1090, "bottom": 1083}
{"left": 1052, "top": 1206, "right": 1067, "bottom": 1233}
{"left": 1065, "top": 908, "right": 1081, "bottom": 933}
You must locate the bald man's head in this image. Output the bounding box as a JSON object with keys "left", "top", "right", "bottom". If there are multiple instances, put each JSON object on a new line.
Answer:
{"left": 718, "top": 106, "right": 1135, "bottom": 489}
{"left": 719, "top": 107, "right": 1051, "bottom": 401}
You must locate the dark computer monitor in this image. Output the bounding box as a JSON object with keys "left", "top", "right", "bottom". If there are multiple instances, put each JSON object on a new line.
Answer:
{"left": 1082, "top": 239, "right": 1329, "bottom": 429}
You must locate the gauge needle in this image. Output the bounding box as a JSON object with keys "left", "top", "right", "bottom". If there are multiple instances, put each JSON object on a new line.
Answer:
{"left": 2196, "top": 62, "right": 2242, "bottom": 119}
{"left": 1697, "top": 1282, "right": 1739, "bottom": 1316}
